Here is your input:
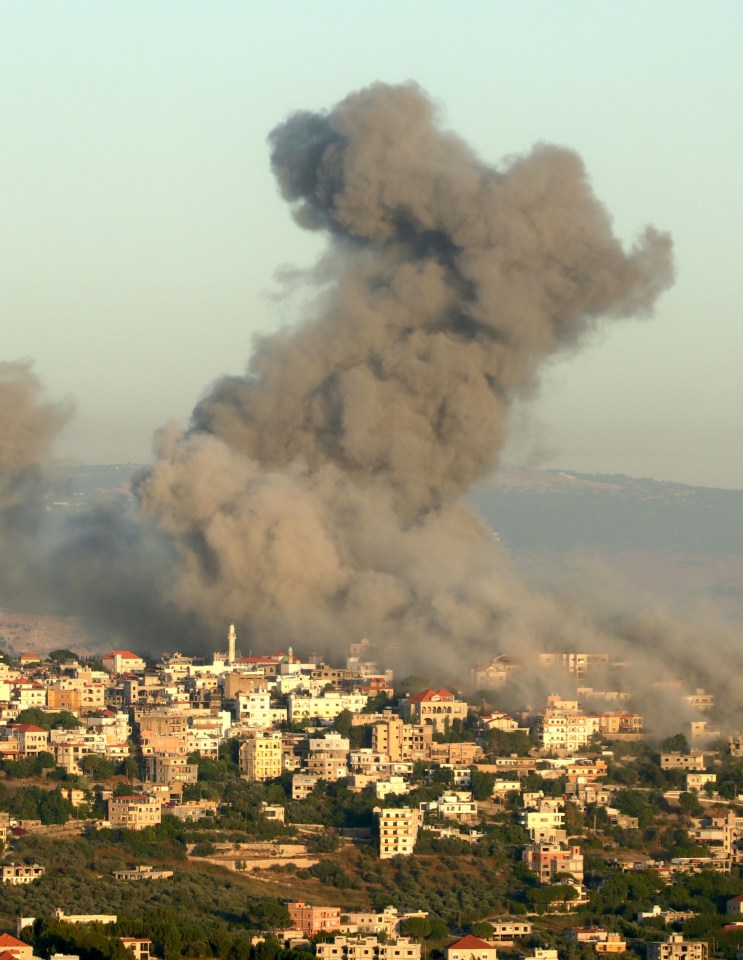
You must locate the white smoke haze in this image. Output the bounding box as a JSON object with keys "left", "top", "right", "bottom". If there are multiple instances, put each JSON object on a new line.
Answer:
{"left": 4, "top": 81, "right": 739, "bottom": 731}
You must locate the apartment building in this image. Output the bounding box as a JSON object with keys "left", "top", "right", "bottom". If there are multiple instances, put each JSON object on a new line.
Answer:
{"left": 239, "top": 730, "right": 283, "bottom": 781}
{"left": 102, "top": 651, "right": 147, "bottom": 674}
{"left": 371, "top": 714, "right": 432, "bottom": 762}
{"left": 108, "top": 795, "right": 162, "bottom": 831}
{"left": 286, "top": 901, "right": 342, "bottom": 936}
{"left": 523, "top": 841, "right": 584, "bottom": 885}
{"left": 377, "top": 807, "right": 422, "bottom": 859}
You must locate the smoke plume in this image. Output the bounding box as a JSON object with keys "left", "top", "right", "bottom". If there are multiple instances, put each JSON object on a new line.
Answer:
{"left": 130, "top": 81, "right": 674, "bottom": 673}
{"left": 6, "top": 81, "right": 742, "bottom": 731}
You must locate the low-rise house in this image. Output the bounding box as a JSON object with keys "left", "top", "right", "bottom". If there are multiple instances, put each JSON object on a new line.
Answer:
{"left": 1, "top": 863, "right": 45, "bottom": 885}
{"left": 113, "top": 866, "right": 174, "bottom": 880}
{"left": 686, "top": 773, "right": 716, "bottom": 792}
{"left": 487, "top": 919, "right": 533, "bottom": 943}
{"left": 727, "top": 895, "right": 743, "bottom": 916}
{"left": 596, "top": 935, "right": 627, "bottom": 953}
{"left": 421, "top": 791, "right": 478, "bottom": 824}
{"left": 0, "top": 934, "right": 35, "bottom": 960}
{"left": 446, "top": 935, "right": 498, "bottom": 960}
{"left": 646, "top": 935, "right": 707, "bottom": 960}
{"left": 401, "top": 689, "right": 468, "bottom": 735}
{"left": 102, "top": 651, "right": 146, "bottom": 675}
{"left": 317, "top": 937, "right": 419, "bottom": 960}
{"left": 15, "top": 724, "right": 49, "bottom": 754}
{"left": 660, "top": 752, "right": 705, "bottom": 771}
{"left": 120, "top": 939, "right": 152, "bottom": 960}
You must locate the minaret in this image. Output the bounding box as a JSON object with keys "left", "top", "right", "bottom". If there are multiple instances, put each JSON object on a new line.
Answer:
{"left": 227, "top": 623, "right": 237, "bottom": 665}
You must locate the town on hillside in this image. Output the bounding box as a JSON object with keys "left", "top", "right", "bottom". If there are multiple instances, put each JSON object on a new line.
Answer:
{"left": 1, "top": 628, "right": 743, "bottom": 960}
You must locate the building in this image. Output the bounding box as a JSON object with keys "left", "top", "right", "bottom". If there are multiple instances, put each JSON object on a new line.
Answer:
{"left": 316, "top": 937, "right": 420, "bottom": 960}
{"left": 286, "top": 901, "right": 342, "bottom": 937}
{"left": 445, "top": 935, "right": 498, "bottom": 960}
{"left": 727, "top": 895, "right": 743, "bottom": 916}
{"left": 378, "top": 807, "right": 422, "bottom": 859}
{"left": 523, "top": 841, "right": 584, "bottom": 885}
{"left": 646, "top": 935, "right": 707, "bottom": 960}
{"left": 487, "top": 919, "right": 533, "bottom": 943}
{"left": 371, "top": 714, "right": 432, "bottom": 762}
{"left": 108, "top": 795, "right": 162, "bottom": 831}
{"left": 102, "top": 651, "right": 146, "bottom": 675}
{"left": 14, "top": 724, "right": 49, "bottom": 754}
{"left": 401, "top": 689, "right": 468, "bottom": 735}
{"left": 1, "top": 863, "right": 45, "bottom": 885}
{"left": 660, "top": 752, "right": 705, "bottom": 771}
{"left": 120, "top": 940, "right": 152, "bottom": 960}
{"left": 0, "top": 935, "right": 34, "bottom": 960}
{"left": 239, "top": 731, "right": 283, "bottom": 781}
{"left": 421, "top": 791, "right": 478, "bottom": 824}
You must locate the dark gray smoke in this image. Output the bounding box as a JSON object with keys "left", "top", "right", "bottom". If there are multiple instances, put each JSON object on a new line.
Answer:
{"left": 131, "top": 81, "right": 675, "bottom": 675}
{"left": 5, "top": 81, "right": 741, "bottom": 732}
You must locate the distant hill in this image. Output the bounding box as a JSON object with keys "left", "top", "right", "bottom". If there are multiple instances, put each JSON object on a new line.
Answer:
{"left": 471, "top": 465, "right": 743, "bottom": 619}
{"left": 470, "top": 465, "right": 743, "bottom": 557}
{"left": 34, "top": 462, "right": 743, "bottom": 631}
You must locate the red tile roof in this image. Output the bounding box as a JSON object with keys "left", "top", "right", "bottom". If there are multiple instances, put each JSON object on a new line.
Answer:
{"left": 446, "top": 935, "right": 494, "bottom": 951}
{"left": 15, "top": 724, "right": 45, "bottom": 733}
{"left": 407, "top": 688, "right": 455, "bottom": 703}
{"left": 0, "top": 935, "right": 29, "bottom": 949}
{"left": 105, "top": 651, "right": 140, "bottom": 659}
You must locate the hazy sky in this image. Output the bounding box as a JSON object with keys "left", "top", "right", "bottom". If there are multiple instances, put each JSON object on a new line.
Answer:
{"left": 2, "top": 2, "right": 742, "bottom": 489}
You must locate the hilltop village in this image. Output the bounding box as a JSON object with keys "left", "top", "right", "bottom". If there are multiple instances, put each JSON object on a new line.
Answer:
{"left": 1, "top": 629, "right": 743, "bottom": 960}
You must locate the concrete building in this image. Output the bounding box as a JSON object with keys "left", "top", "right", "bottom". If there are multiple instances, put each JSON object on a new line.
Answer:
{"left": 239, "top": 730, "right": 283, "bottom": 781}
{"left": 102, "top": 651, "right": 146, "bottom": 674}
{"left": 646, "top": 935, "right": 707, "bottom": 960}
{"left": 108, "top": 795, "right": 162, "bottom": 831}
{"left": 1, "top": 863, "right": 45, "bottom": 885}
{"left": 316, "top": 937, "right": 420, "bottom": 960}
{"left": 401, "top": 689, "right": 468, "bottom": 735}
{"left": 287, "top": 901, "right": 342, "bottom": 937}
{"left": 523, "top": 841, "right": 584, "bottom": 885}
{"left": 377, "top": 807, "right": 422, "bottom": 859}
{"left": 371, "top": 713, "right": 432, "bottom": 762}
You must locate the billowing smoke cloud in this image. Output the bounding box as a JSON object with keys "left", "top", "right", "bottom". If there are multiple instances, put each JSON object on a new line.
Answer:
{"left": 132, "top": 81, "right": 674, "bottom": 673}
{"left": 0, "top": 361, "right": 73, "bottom": 600}
{"left": 11, "top": 82, "right": 738, "bottom": 734}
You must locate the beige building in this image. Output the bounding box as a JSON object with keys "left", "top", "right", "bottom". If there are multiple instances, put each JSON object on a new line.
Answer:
{"left": 120, "top": 939, "right": 153, "bottom": 960}
{"left": 1, "top": 863, "right": 45, "bottom": 885}
{"left": 317, "top": 937, "right": 420, "bottom": 960}
{"left": 108, "top": 795, "right": 162, "bottom": 831}
{"left": 371, "top": 714, "right": 432, "bottom": 761}
{"left": 446, "top": 935, "right": 498, "bottom": 960}
{"left": 401, "top": 689, "right": 468, "bottom": 735}
{"left": 378, "top": 807, "right": 422, "bottom": 859}
{"left": 240, "top": 730, "right": 283, "bottom": 781}
{"left": 15, "top": 724, "right": 49, "bottom": 754}
{"left": 143, "top": 755, "right": 198, "bottom": 784}
{"left": 646, "top": 935, "right": 707, "bottom": 960}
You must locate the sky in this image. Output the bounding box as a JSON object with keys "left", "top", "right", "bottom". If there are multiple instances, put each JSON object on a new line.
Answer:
{"left": 2, "top": 1, "right": 742, "bottom": 490}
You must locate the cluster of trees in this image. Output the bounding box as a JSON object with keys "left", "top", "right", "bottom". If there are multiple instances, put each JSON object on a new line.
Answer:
{"left": 0, "top": 782, "right": 77, "bottom": 823}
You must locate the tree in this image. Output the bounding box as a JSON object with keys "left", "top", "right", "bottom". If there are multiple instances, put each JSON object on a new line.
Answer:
{"left": 661, "top": 733, "right": 689, "bottom": 754}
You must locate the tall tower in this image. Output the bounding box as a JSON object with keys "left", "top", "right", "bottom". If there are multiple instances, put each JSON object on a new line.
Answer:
{"left": 227, "top": 623, "right": 237, "bottom": 665}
